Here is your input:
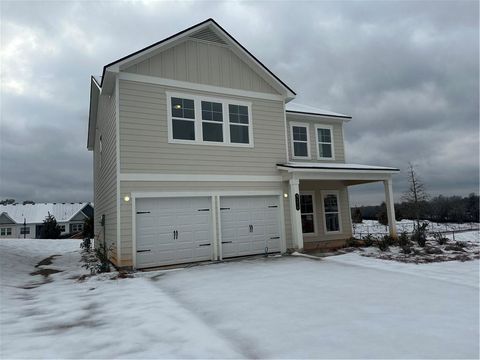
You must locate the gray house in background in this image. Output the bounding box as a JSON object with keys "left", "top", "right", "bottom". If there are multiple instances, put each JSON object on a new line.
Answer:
{"left": 0, "top": 202, "right": 93, "bottom": 239}
{"left": 87, "top": 19, "right": 399, "bottom": 270}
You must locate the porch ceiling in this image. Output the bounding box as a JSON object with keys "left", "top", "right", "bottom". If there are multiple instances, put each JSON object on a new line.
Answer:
{"left": 277, "top": 162, "right": 400, "bottom": 182}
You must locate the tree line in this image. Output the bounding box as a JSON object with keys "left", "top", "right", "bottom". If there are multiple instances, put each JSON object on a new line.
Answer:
{"left": 352, "top": 193, "right": 479, "bottom": 224}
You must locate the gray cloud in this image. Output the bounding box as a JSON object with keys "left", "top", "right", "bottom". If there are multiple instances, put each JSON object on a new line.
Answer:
{"left": 0, "top": 0, "right": 478, "bottom": 205}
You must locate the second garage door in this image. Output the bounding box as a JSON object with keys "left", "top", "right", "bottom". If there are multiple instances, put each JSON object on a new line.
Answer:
{"left": 136, "top": 197, "right": 213, "bottom": 268}
{"left": 220, "top": 195, "right": 282, "bottom": 258}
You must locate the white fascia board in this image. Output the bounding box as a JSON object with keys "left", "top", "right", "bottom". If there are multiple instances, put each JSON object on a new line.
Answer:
{"left": 118, "top": 72, "right": 285, "bottom": 102}
{"left": 286, "top": 111, "right": 351, "bottom": 123}
{"left": 119, "top": 173, "right": 283, "bottom": 182}
{"left": 87, "top": 78, "right": 101, "bottom": 150}
{"left": 276, "top": 166, "right": 396, "bottom": 181}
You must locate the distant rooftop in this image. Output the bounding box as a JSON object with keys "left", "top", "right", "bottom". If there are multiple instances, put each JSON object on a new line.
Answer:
{"left": 0, "top": 202, "right": 91, "bottom": 224}
{"left": 286, "top": 103, "right": 351, "bottom": 119}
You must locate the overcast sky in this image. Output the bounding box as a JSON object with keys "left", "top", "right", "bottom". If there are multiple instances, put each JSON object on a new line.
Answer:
{"left": 1, "top": 0, "right": 478, "bottom": 206}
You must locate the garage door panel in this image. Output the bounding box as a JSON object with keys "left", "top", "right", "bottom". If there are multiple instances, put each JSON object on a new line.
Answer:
{"left": 136, "top": 197, "right": 212, "bottom": 268}
{"left": 220, "top": 195, "right": 282, "bottom": 259}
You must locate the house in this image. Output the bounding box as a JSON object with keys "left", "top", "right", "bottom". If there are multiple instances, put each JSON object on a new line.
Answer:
{"left": 87, "top": 19, "right": 399, "bottom": 270}
{"left": 0, "top": 202, "right": 93, "bottom": 239}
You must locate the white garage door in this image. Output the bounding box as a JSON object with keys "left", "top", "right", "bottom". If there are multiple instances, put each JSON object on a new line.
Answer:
{"left": 220, "top": 195, "right": 281, "bottom": 258}
{"left": 136, "top": 197, "right": 212, "bottom": 268}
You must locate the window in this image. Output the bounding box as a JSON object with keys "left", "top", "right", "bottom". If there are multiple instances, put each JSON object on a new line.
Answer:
{"left": 228, "top": 104, "right": 249, "bottom": 144}
{"left": 322, "top": 191, "right": 341, "bottom": 233}
{"left": 300, "top": 192, "right": 316, "bottom": 234}
{"left": 59, "top": 225, "right": 66, "bottom": 232}
{"left": 20, "top": 227, "right": 30, "bottom": 235}
{"left": 1, "top": 228, "right": 12, "bottom": 236}
{"left": 171, "top": 97, "right": 195, "bottom": 140}
{"left": 315, "top": 125, "right": 334, "bottom": 159}
{"left": 290, "top": 122, "right": 310, "bottom": 158}
{"left": 167, "top": 92, "right": 252, "bottom": 147}
{"left": 201, "top": 101, "right": 223, "bottom": 142}
{"left": 71, "top": 223, "right": 83, "bottom": 233}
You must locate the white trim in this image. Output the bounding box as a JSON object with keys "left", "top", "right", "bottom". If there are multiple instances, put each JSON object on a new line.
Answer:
{"left": 286, "top": 111, "right": 351, "bottom": 123}
{"left": 282, "top": 101, "right": 289, "bottom": 162}
{"left": 289, "top": 121, "right": 311, "bottom": 160}
{"left": 166, "top": 91, "right": 254, "bottom": 148}
{"left": 314, "top": 124, "right": 335, "bottom": 160}
{"left": 119, "top": 72, "right": 284, "bottom": 102}
{"left": 115, "top": 75, "right": 121, "bottom": 264}
{"left": 299, "top": 191, "right": 318, "bottom": 237}
{"left": 211, "top": 196, "right": 219, "bottom": 261}
{"left": 119, "top": 173, "right": 282, "bottom": 182}
{"left": 131, "top": 196, "right": 137, "bottom": 268}
{"left": 278, "top": 193, "right": 287, "bottom": 253}
{"left": 321, "top": 190, "right": 342, "bottom": 234}
{"left": 215, "top": 195, "right": 223, "bottom": 261}
{"left": 131, "top": 190, "right": 282, "bottom": 199}
{"left": 341, "top": 122, "right": 347, "bottom": 161}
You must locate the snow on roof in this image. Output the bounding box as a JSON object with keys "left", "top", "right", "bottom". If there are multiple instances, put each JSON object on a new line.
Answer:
{"left": 0, "top": 203, "right": 91, "bottom": 224}
{"left": 277, "top": 162, "right": 400, "bottom": 172}
{"left": 285, "top": 103, "right": 351, "bottom": 118}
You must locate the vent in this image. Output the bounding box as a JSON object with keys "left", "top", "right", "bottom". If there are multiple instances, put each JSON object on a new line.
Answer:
{"left": 190, "top": 27, "right": 227, "bottom": 45}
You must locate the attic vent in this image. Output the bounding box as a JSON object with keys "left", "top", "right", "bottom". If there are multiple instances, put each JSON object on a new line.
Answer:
{"left": 190, "top": 28, "right": 227, "bottom": 45}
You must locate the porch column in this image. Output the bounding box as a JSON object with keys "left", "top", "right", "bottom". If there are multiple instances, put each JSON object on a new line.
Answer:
{"left": 383, "top": 178, "right": 398, "bottom": 238}
{"left": 289, "top": 178, "right": 304, "bottom": 250}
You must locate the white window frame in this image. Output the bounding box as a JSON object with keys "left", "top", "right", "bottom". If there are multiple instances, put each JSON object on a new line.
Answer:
{"left": 315, "top": 124, "right": 335, "bottom": 160}
{"left": 1, "top": 227, "right": 12, "bottom": 236}
{"left": 166, "top": 91, "right": 253, "bottom": 148}
{"left": 300, "top": 191, "right": 317, "bottom": 236}
{"left": 321, "top": 190, "right": 342, "bottom": 234}
{"left": 290, "top": 122, "right": 310, "bottom": 159}
{"left": 71, "top": 223, "right": 84, "bottom": 233}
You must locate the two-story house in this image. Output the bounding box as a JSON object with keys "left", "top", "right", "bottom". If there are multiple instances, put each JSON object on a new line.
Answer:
{"left": 87, "top": 19, "right": 399, "bottom": 269}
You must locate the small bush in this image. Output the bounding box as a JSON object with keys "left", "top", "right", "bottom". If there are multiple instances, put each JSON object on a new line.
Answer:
{"left": 401, "top": 245, "right": 412, "bottom": 254}
{"left": 432, "top": 232, "right": 448, "bottom": 245}
{"left": 377, "top": 238, "right": 390, "bottom": 252}
{"left": 362, "top": 234, "right": 374, "bottom": 247}
{"left": 398, "top": 232, "right": 410, "bottom": 247}
{"left": 80, "top": 238, "right": 91, "bottom": 252}
{"left": 82, "top": 237, "right": 112, "bottom": 274}
{"left": 455, "top": 241, "right": 467, "bottom": 248}
{"left": 411, "top": 223, "right": 428, "bottom": 247}
{"left": 346, "top": 237, "right": 359, "bottom": 247}
{"left": 383, "top": 235, "right": 397, "bottom": 247}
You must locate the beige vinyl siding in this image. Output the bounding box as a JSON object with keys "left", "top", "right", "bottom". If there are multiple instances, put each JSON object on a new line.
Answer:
{"left": 119, "top": 180, "right": 291, "bottom": 265}
{"left": 124, "top": 40, "right": 278, "bottom": 95}
{"left": 93, "top": 89, "right": 118, "bottom": 263}
{"left": 299, "top": 180, "right": 352, "bottom": 242}
{"left": 287, "top": 119, "right": 345, "bottom": 163}
{"left": 118, "top": 79, "right": 286, "bottom": 175}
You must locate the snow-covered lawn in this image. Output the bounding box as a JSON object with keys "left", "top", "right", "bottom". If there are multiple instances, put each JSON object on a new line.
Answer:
{"left": 1, "top": 239, "right": 479, "bottom": 359}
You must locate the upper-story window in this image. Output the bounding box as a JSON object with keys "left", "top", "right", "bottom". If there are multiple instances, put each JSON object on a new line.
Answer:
{"left": 167, "top": 92, "right": 253, "bottom": 147}
{"left": 290, "top": 122, "right": 310, "bottom": 159}
{"left": 315, "top": 125, "right": 334, "bottom": 160}
{"left": 171, "top": 97, "right": 195, "bottom": 140}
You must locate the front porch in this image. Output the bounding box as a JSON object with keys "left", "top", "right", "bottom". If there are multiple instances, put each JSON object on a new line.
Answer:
{"left": 278, "top": 162, "right": 400, "bottom": 250}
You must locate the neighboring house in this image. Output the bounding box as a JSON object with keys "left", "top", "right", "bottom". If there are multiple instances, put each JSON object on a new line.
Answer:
{"left": 0, "top": 203, "right": 93, "bottom": 239}
{"left": 87, "top": 19, "right": 399, "bottom": 270}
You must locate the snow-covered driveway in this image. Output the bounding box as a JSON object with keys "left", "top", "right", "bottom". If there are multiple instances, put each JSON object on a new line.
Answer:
{"left": 1, "top": 239, "right": 478, "bottom": 359}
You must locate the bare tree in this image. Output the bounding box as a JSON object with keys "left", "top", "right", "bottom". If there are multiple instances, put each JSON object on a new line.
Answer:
{"left": 402, "top": 163, "right": 428, "bottom": 230}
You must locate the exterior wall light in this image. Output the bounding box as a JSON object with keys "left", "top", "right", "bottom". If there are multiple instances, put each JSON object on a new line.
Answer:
{"left": 124, "top": 195, "right": 130, "bottom": 202}
{"left": 283, "top": 193, "right": 288, "bottom": 198}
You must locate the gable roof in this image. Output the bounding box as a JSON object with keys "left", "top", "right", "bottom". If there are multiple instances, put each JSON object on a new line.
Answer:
{"left": 99, "top": 18, "right": 296, "bottom": 99}
{"left": 0, "top": 203, "right": 92, "bottom": 224}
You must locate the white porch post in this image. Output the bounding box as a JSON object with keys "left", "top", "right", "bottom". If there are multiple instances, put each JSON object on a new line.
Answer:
{"left": 383, "top": 178, "right": 398, "bottom": 238}
{"left": 289, "top": 178, "right": 304, "bottom": 250}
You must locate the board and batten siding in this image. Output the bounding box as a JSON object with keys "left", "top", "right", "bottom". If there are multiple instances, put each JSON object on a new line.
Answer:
{"left": 93, "top": 90, "right": 118, "bottom": 263}
{"left": 299, "top": 180, "right": 352, "bottom": 243}
{"left": 287, "top": 119, "right": 345, "bottom": 163}
{"left": 124, "top": 39, "right": 278, "bottom": 94}
{"left": 119, "top": 181, "right": 292, "bottom": 266}
{"left": 118, "top": 79, "right": 286, "bottom": 175}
